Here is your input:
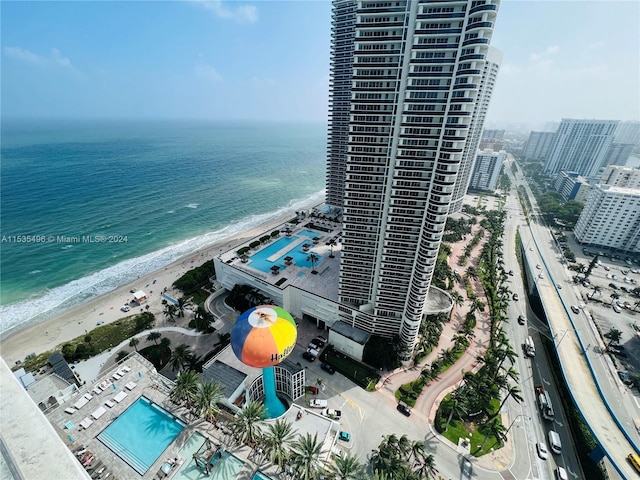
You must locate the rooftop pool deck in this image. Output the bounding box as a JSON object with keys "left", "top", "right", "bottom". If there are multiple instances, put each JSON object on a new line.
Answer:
{"left": 173, "top": 432, "right": 246, "bottom": 480}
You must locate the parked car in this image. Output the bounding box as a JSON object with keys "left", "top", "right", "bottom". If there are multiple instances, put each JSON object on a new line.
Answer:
{"left": 536, "top": 442, "right": 549, "bottom": 460}
{"left": 321, "top": 363, "right": 336, "bottom": 374}
{"left": 608, "top": 346, "right": 627, "bottom": 358}
{"left": 618, "top": 371, "right": 633, "bottom": 386}
{"left": 539, "top": 273, "right": 545, "bottom": 279}
{"left": 120, "top": 305, "right": 131, "bottom": 312}
{"left": 536, "top": 264, "right": 541, "bottom": 269}
{"left": 302, "top": 351, "right": 317, "bottom": 362}
{"left": 518, "top": 315, "right": 526, "bottom": 325}
{"left": 309, "top": 399, "right": 328, "bottom": 408}
{"left": 609, "top": 283, "right": 619, "bottom": 290}
{"left": 339, "top": 431, "right": 351, "bottom": 442}
{"left": 462, "top": 458, "right": 473, "bottom": 480}
{"left": 571, "top": 305, "right": 580, "bottom": 314}
{"left": 513, "top": 293, "right": 519, "bottom": 301}
{"left": 321, "top": 408, "right": 342, "bottom": 419}
{"left": 310, "top": 337, "right": 326, "bottom": 350}
{"left": 397, "top": 402, "right": 411, "bottom": 417}
{"left": 614, "top": 305, "right": 622, "bottom": 313}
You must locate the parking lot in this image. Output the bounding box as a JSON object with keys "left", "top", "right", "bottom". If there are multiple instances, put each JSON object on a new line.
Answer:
{"left": 559, "top": 232, "right": 640, "bottom": 379}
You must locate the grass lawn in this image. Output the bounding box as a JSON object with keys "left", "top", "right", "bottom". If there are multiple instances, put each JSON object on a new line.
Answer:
{"left": 441, "top": 417, "right": 504, "bottom": 457}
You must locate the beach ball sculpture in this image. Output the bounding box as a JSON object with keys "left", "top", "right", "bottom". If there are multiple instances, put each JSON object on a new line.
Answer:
{"left": 231, "top": 305, "right": 297, "bottom": 418}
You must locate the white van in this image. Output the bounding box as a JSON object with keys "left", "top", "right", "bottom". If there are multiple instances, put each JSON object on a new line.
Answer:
{"left": 548, "top": 430, "right": 562, "bottom": 454}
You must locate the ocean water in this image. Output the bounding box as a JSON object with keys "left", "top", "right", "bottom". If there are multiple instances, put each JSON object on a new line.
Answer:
{"left": 0, "top": 119, "right": 326, "bottom": 334}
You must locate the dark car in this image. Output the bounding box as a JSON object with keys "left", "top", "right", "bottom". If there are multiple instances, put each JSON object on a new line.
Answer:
{"left": 618, "top": 371, "right": 633, "bottom": 386}
{"left": 609, "top": 283, "right": 619, "bottom": 290}
{"left": 321, "top": 363, "right": 336, "bottom": 374}
{"left": 512, "top": 293, "right": 519, "bottom": 301}
{"left": 397, "top": 402, "right": 411, "bottom": 417}
{"left": 518, "top": 315, "right": 526, "bottom": 325}
{"left": 302, "top": 351, "right": 317, "bottom": 362}
{"left": 608, "top": 347, "right": 627, "bottom": 358}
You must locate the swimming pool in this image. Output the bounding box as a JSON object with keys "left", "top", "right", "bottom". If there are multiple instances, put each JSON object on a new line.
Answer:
{"left": 97, "top": 396, "right": 184, "bottom": 474}
{"left": 248, "top": 229, "right": 324, "bottom": 273}
{"left": 173, "top": 432, "right": 245, "bottom": 480}
{"left": 252, "top": 471, "right": 273, "bottom": 480}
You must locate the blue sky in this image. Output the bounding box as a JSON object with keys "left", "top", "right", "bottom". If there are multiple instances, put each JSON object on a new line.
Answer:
{"left": 2, "top": 1, "right": 638, "bottom": 127}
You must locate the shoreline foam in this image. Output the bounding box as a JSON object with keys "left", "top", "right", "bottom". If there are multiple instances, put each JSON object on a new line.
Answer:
{"left": 0, "top": 196, "right": 323, "bottom": 366}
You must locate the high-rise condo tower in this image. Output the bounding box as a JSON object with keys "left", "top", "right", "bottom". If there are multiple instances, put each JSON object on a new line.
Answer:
{"left": 326, "top": 0, "right": 501, "bottom": 358}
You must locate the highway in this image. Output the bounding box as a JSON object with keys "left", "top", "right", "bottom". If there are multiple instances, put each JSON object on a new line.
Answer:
{"left": 509, "top": 156, "right": 640, "bottom": 479}
{"left": 501, "top": 181, "right": 582, "bottom": 480}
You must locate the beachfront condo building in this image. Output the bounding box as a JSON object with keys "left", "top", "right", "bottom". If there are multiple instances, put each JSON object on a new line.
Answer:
{"left": 542, "top": 119, "right": 619, "bottom": 178}
{"left": 449, "top": 45, "right": 502, "bottom": 213}
{"left": 574, "top": 184, "right": 640, "bottom": 253}
{"left": 468, "top": 150, "right": 506, "bottom": 192}
{"left": 326, "top": 0, "right": 500, "bottom": 357}
{"left": 522, "top": 131, "right": 556, "bottom": 161}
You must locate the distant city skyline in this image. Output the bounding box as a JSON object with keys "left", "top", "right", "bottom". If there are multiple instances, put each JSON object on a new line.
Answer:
{"left": 2, "top": 1, "right": 638, "bottom": 126}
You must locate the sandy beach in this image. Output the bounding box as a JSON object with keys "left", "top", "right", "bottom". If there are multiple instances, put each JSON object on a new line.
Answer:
{"left": 0, "top": 200, "right": 321, "bottom": 366}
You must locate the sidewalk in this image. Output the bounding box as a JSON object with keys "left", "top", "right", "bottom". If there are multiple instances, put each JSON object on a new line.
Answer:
{"left": 375, "top": 224, "right": 515, "bottom": 472}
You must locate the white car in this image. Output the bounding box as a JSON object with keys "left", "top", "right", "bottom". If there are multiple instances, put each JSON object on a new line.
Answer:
{"left": 309, "top": 399, "right": 328, "bottom": 408}
{"left": 120, "top": 305, "right": 131, "bottom": 312}
{"left": 536, "top": 442, "right": 549, "bottom": 460}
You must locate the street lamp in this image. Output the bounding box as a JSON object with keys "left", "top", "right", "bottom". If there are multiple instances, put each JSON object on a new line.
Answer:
{"left": 505, "top": 414, "right": 530, "bottom": 437}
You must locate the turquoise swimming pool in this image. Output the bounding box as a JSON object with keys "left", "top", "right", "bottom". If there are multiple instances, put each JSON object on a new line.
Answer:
{"left": 248, "top": 229, "right": 324, "bottom": 273}
{"left": 252, "top": 471, "right": 273, "bottom": 480}
{"left": 97, "top": 396, "right": 184, "bottom": 474}
{"left": 173, "top": 432, "right": 245, "bottom": 480}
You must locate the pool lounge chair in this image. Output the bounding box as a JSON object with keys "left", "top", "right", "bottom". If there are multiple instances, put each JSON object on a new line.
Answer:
{"left": 74, "top": 397, "right": 89, "bottom": 410}
{"left": 93, "top": 387, "right": 102, "bottom": 395}
{"left": 104, "top": 400, "right": 116, "bottom": 408}
{"left": 91, "top": 406, "right": 107, "bottom": 420}
{"left": 113, "top": 391, "right": 127, "bottom": 403}
{"left": 125, "top": 381, "right": 137, "bottom": 391}
{"left": 79, "top": 417, "right": 93, "bottom": 430}
{"left": 65, "top": 407, "right": 77, "bottom": 414}
{"left": 83, "top": 393, "right": 93, "bottom": 401}
{"left": 122, "top": 365, "right": 131, "bottom": 372}
{"left": 112, "top": 373, "right": 121, "bottom": 380}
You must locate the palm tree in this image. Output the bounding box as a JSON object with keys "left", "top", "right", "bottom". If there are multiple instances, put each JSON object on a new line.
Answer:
{"left": 327, "top": 239, "right": 336, "bottom": 258}
{"left": 465, "top": 266, "right": 478, "bottom": 281}
{"left": 193, "top": 381, "right": 224, "bottom": 422}
{"left": 170, "top": 370, "right": 199, "bottom": 408}
{"left": 488, "top": 385, "right": 524, "bottom": 420}
{"left": 129, "top": 337, "right": 140, "bottom": 352}
{"left": 443, "top": 392, "right": 467, "bottom": 432}
{"left": 263, "top": 419, "right": 295, "bottom": 472}
{"left": 164, "top": 304, "right": 177, "bottom": 321}
{"left": 177, "top": 297, "right": 188, "bottom": 317}
{"left": 230, "top": 401, "right": 266, "bottom": 445}
{"left": 160, "top": 337, "right": 171, "bottom": 349}
{"left": 147, "top": 331, "right": 161, "bottom": 345}
{"left": 290, "top": 432, "right": 324, "bottom": 480}
{"left": 169, "top": 344, "right": 193, "bottom": 372}
{"left": 325, "top": 452, "right": 365, "bottom": 480}
{"left": 590, "top": 285, "right": 602, "bottom": 298}
{"left": 610, "top": 292, "right": 621, "bottom": 305}
{"left": 470, "top": 298, "right": 485, "bottom": 314}
{"left": 634, "top": 300, "right": 640, "bottom": 312}
{"left": 450, "top": 291, "right": 464, "bottom": 308}
{"left": 414, "top": 453, "right": 437, "bottom": 479}
{"left": 307, "top": 252, "right": 320, "bottom": 274}
{"left": 604, "top": 327, "right": 623, "bottom": 346}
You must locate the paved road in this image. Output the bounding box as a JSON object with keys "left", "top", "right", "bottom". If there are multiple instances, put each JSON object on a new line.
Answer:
{"left": 512, "top": 158, "right": 639, "bottom": 479}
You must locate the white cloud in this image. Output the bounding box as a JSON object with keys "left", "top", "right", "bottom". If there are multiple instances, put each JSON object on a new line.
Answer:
{"left": 195, "top": 64, "right": 223, "bottom": 82}
{"left": 190, "top": 0, "right": 258, "bottom": 23}
{"left": 3, "top": 46, "right": 75, "bottom": 69}
{"left": 529, "top": 45, "right": 559, "bottom": 63}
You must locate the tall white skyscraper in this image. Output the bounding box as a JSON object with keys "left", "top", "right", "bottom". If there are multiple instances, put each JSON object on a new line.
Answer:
{"left": 469, "top": 150, "right": 506, "bottom": 191}
{"left": 326, "top": 0, "right": 500, "bottom": 356}
{"left": 543, "top": 119, "right": 618, "bottom": 178}
{"left": 449, "top": 46, "right": 502, "bottom": 213}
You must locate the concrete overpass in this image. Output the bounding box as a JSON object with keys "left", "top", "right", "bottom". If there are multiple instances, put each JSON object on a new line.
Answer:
{"left": 515, "top": 171, "right": 639, "bottom": 479}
